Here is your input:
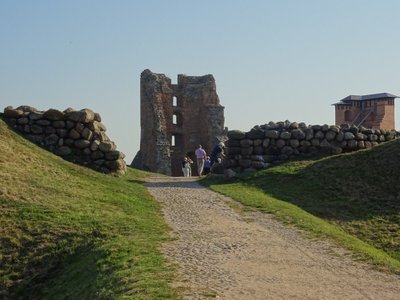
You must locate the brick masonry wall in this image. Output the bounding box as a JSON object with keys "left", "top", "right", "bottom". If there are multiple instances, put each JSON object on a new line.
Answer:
{"left": 132, "top": 69, "right": 226, "bottom": 176}
{"left": 335, "top": 99, "right": 396, "bottom": 130}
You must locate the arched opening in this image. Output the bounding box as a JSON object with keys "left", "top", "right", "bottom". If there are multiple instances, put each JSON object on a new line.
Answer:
{"left": 173, "top": 96, "right": 177, "bottom": 107}
{"left": 173, "top": 114, "right": 177, "bottom": 125}
{"left": 344, "top": 110, "right": 352, "bottom": 122}
{"left": 171, "top": 135, "right": 176, "bottom": 147}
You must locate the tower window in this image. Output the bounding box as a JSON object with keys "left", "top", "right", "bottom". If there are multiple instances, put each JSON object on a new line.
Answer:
{"left": 344, "top": 110, "right": 352, "bottom": 122}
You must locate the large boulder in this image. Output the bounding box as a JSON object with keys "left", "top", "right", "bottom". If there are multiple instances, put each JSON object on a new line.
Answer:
{"left": 291, "top": 129, "right": 305, "bottom": 140}
{"left": 4, "top": 107, "right": 24, "bottom": 118}
{"left": 240, "top": 139, "right": 253, "bottom": 147}
{"left": 104, "top": 159, "right": 126, "bottom": 171}
{"left": 36, "top": 119, "right": 51, "bottom": 126}
{"left": 304, "top": 128, "right": 314, "bottom": 140}
{"left": 81, "top": 128, "right": 93, "bottom": 140}
{"left": 224, "top": 168, "right": 237, "bottom": 179}
{"left": 265, "top": 130, "right": 280, "bottom": 139}
{"left": 16, "top": 105, "right": 37, "bottom": 112}
{"left": 99, "top": 141, "right": 116, "bottom": 152}
{"left": 43, "top": 109, "right": 65, "bottom": 121}
{"left": 74, "top": 139, "right": 91, "bottom": 149}
{"left": 246, "top": 129, "right": 265, "bottom": 140}
{"left": 280, "top": 131, "right": 291, "bottom": 140}
{"left": 325, "top": 131, "right": 336, "bottom": 141}
{"left": 17, "top": 117, "right": 29, "bottom": 125}
{"left": 344, "top": 132, "right": 355, "bottom": 140}
{"left": 227, "top": 130, "right": 245, "bottom": 140}
{"left": 52, "top": 120, "right": 66, "bottom": 129}
{"left": 55, "top": 146, "right": 72, "bottom": 156}
{"left": 315, "top": 131, "right": 325, "bottom": 139}
{"left": 239, "top": 159, "right": 252, "bottom": 168}
{"left": 210, "top": 162, "right": 224, "bottom": 174}
{"left": 29, "top": 111, "right": 44, "bottom": 121}
{"left": 88, "top": 121, "right": 107, "bottom": 132}
{"left": 67, "top": 109, "right": 95, "bottom": 123}
{"left": 68, "top": 129, "right": 81, "bottom": 140}
{"left": 105, "top": 151, "right": 125, "bottom": 161}
{"left": 30, "top": 125, "right": 44, "bottom": 134}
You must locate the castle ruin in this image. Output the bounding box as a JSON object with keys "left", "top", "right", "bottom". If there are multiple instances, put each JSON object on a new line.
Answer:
{"left": 132, "top": 69, "right": 226, "bottom": 176}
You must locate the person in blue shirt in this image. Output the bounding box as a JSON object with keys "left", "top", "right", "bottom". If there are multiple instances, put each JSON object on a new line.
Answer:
{"left": 203, "top": 156, "right": 211, "bottom": 175}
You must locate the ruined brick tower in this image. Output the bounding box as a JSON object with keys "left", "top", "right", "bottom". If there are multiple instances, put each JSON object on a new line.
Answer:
{"left": 131, "top": 69, "right": 226, "bottom": 176}
{"left": 333, "top": 93, "right": 397, "bottom": 130}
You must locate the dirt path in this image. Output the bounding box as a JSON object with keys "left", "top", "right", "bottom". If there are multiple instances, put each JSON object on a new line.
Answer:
{"left": 145, "top": 176, "right": 400, "bottom": 299}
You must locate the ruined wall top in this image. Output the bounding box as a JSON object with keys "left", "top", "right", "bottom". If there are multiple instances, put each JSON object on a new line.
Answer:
{"left": 176, "top": 73, "right": 221, "bottom": 107}
{"left": 177, "top": 74, "right": 215, "bottom": 85}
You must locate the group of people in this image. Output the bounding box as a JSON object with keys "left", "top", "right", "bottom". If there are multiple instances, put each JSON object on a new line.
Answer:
{"left": 181, "top": 142, "right": 225, "bottom": 177}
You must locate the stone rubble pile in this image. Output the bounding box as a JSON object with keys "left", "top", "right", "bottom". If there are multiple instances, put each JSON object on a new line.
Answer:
{"left": 3, "top": 105, "right": 127, "bottom": 175}
{"left": 224, "top": 120, "right": 400, "bottom": 173}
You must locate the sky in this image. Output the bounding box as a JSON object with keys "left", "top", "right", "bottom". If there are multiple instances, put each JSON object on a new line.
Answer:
{"left": 1, "top": 0, "right": 400, "bottom": 163}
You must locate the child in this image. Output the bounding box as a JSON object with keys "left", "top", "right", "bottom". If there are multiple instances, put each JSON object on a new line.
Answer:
{"left": 187, "top": 157, "right": 194, "bottom": 176}
{"left": 182, "top": 157, "right": 190, "bottom": 177}
{"left": 203, "top": 156, "right": 211, "bottom": 175}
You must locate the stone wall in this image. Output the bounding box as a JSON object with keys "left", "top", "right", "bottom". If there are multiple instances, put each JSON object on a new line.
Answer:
{"left": 3, "top": 106, "right": 127, "bottom": 175}
{"left": 224, "top": 121, "right": 400, "bottom": 172}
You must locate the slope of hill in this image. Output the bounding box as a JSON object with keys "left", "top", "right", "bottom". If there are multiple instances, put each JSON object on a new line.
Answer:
{"left": 0, "top": 117, "right": 177, "bottom": 299}
{"left": 205, "top": 139, "right": 400, "bottom": 271}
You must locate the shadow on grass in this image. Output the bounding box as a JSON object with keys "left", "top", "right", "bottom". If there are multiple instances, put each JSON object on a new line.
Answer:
{"left": 128, "top": 178, "right": 147, "bottom": 185}
{"left": 7, "top": 242, "right": 121, "bottom": 300}
{"left": 253, "top": 143, "right": 400, "bottom": 222}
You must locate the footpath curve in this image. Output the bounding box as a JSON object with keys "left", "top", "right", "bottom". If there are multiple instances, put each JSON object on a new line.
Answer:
{"left": 145, "top": 176, "right": 400, "bottom": 300}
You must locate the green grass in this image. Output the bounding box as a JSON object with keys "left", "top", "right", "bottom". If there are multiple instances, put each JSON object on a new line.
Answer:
{"left": 0, "top": 117, "right": 178, "bottom": 299}
{"left": 203, "top": 140, "right": 400, "bottom": 273}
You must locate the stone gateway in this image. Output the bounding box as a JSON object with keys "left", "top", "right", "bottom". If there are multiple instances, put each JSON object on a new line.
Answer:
{"left": 132, "top": 69, "right": 227, "bottom": 176}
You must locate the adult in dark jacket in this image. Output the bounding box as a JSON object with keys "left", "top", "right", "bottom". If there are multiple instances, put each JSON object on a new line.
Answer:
{"left": 210, "top": 142, "right": 225, "bottom": 165}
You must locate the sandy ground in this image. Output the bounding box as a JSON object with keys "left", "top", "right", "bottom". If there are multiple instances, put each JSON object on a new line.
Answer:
{"left": 145, "top": 176, "right": 400, "bottom": 300}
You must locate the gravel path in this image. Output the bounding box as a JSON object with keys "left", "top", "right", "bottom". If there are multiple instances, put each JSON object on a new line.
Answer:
{"left": 145, "top": 176, "right": 400, "bottom": 299}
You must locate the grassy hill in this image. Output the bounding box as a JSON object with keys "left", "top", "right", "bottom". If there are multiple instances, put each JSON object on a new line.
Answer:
{"left": 204, "top": 139, "right": 400, "bottom": 272}
{"left": 0, "top": 117, "right": 178, "bottom": 299}
{"left": 2, "top": 112, "right": 399, "bottom": 298}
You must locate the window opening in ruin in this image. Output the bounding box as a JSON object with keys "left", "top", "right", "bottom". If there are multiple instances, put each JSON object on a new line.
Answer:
{"left": 171, "top": 135, "right": 176, "bottom": 146}
{"left": 173, "top": 96, "right": 177, "bottom": 107}
{"left": 173, "top": 114, "right": 177, "bottom": 125}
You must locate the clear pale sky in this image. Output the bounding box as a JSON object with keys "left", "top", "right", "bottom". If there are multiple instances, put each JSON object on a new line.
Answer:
{"left": 1, "top": 1, "right": 400, "bottom": 163}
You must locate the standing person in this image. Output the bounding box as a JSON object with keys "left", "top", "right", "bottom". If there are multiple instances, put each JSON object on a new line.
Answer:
{"left": 210, "top": 142, "right": 225, "bottom": 165}
{"left": 203, "top": 156, "right": 211, "bottom": 175}
{"left": 195, "top": 145, "right": 207, "bottom": 176}
{"left": 187, "top": 157, "right": 193, "bottom": 176}
{"left": 181, "top": 157, "right": 190, "bottom": 177}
